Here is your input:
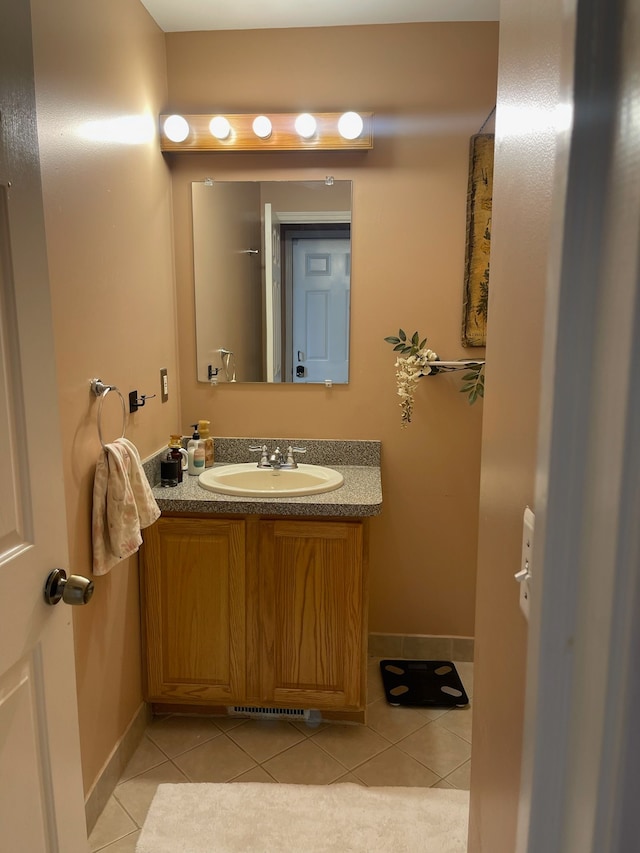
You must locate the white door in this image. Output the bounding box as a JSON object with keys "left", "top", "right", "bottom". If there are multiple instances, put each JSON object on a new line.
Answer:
{"left": 516, "top": 0, "right": 640, "bottom": 850}
{"left": 0, "top": 3, "right": 87, "bottom": 851}
{"left": 263, "top": 204, "right": 282, "bottom": 382}
{"left": 292, "top": 236, "right": 350, "bottom": 383}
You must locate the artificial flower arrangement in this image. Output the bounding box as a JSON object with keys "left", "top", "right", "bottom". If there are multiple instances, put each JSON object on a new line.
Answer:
{"left": 385, "top": 329, "right": 485, "bottom": 426}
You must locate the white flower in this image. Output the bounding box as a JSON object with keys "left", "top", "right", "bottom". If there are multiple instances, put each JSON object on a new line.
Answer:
{"left": 394, "top": 343, "right": 439, "bottom": 426}
{"left": 385, "top": 330, "right": 442, "bottom": 425}
{"left": 386, "top": 328, "right": 485, "bottom": 420}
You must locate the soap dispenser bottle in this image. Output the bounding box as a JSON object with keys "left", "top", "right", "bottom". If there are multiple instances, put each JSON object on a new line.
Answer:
{"left": 198, "top": 419, "right": 214, "bottom": 468}
{"left": 187, "top": 424, "right": 205, "bottom": 476}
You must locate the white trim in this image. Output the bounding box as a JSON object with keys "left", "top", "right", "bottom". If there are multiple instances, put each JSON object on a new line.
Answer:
{"left": 275, "top": 210, "right": 351, "bottom": 224}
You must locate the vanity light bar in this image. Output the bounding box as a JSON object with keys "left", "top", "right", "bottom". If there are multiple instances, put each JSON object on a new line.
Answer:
{"left": 159, "top": 112, "right": 374, "bottom": 152}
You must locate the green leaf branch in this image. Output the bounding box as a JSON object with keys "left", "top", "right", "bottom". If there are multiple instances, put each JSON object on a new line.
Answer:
{"left": 385, "top": 328, "right": 485, "bottom": 424}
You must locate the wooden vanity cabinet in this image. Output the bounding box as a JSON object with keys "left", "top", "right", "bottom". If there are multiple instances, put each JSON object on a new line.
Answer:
{"left": 140, "top": 514, "right": 367, "bottom": 718}
{"left": 140, "top": 516, "right": 246, "bottom": 705}
{"left": 246, "top": 518, "right": 365, "bottom": 711}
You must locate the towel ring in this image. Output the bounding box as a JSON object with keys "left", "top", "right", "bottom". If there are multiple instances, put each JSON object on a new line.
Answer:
{"left": 90, "top": 378, "right": 127, "bottom": 449}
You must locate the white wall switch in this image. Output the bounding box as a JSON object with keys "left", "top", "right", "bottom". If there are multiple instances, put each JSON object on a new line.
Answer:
{"left": 516, "top": 506, "right": 535, "bottom": 620}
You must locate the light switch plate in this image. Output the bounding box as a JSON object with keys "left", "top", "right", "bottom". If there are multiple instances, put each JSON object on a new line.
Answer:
{"left": 517, "top": 507, "right": 535, "bottom": 620}
{"left": 160, "top": 368, "right": 168, "bottom": 402}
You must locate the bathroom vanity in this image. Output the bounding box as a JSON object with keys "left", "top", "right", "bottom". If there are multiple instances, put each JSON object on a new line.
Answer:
{"left": 140, "top": 439, "right": 382, "bottom": 723}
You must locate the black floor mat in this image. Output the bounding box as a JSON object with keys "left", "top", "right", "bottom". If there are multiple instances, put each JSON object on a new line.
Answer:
{"left": 379, "top": 659, "right": 469, "bottom": 707}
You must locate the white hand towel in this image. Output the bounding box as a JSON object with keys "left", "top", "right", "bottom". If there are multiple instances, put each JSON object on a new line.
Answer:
{"left": 92, "top": 438, "right": 160, "bottom": 575}
{"left": 116, "top": 438, "right": 161, "bottom": 529}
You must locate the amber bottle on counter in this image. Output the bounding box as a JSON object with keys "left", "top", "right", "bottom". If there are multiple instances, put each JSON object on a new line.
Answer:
{"left": 168, "top": 434, "right": 188, "bottom": 483}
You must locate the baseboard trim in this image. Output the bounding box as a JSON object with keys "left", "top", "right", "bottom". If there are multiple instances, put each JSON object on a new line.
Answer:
{"left": 368, "top": 633, "right": 474, "bottom": 662}
{"left": 84, "top": 702, "right": 151, "bottom": 835}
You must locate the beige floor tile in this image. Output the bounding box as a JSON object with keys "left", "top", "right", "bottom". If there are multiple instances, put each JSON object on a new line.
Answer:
{"left": 231, "top": 765, "right": 276, "bottom": 783}
{"left": 445, "top": 759, "right": 472, "bottom": 790}
{"left": 262, "top": 738, "right": 345, "bottom": 784}
{"left": 118, "top": 736, "right": 167, "bottom": 783}
{"left": 414, "top": 706, "right": 451, "bottom": 722}
{"left": 172, "top": 734, "right": 256, "bottom": 783}
{"left": 225, "top": 719, "right": 306, "bottom": 762}
{"left": 213, "top": 715, "right": 250, "bottom": 732}
{"left": 114, "top": 761, "right": 188, "bottom": 827}
{"left": 145, "top": 714, "right": 222, "bottom": 758}
{"left": 398, "top": 724, "right": 471, "bottom": 778}
{"left": 432, "top": 778, "right": 455, "bottom": 790}
{"left": 310, "top": 721, "right": 389, "bottom": 769}
{"left": 95, "top": 831, "right": 140, "bottom": 853}
{"left": 290, "top": 719, "right": 329, "bottom": 737}
{"left": 88, "top": 795, "right": 136, "bottom": 852}
{"left": 352, "top": 746, "right": 440, "bottom": 787}
{"left": 365, "top": 697, "right": 430, "bottom": 743}
{"left": 367, "top": 661, "right": 387, "bottom": 704}
{"left": 89, "top": 664, "right": 475, "bottom": 841}
{"left": 433, "top": 706, "right": 473, "bottom": 743}
{"left": 332, "top": 772, "right": 365, "bottom": 785}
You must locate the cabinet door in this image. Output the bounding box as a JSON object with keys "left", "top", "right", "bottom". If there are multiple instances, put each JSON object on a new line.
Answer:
{"left": 141, "top": 517, "right": 245, "bottom": 704}
{"left": 254, "top": 520, "right": 364, "bottom": 710}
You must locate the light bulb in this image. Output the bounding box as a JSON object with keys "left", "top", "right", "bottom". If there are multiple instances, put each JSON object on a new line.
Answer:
{"left": 252, "top": 115, "right": 272, "bottom": 139}
{"left": 209, "top": 116, "right": 231, "bottom": 140}
{"left": 338, "top": 112, "right": 364, "bottom": 140}
{"left": 295, "top": 113, "right": 317, "bottom": 139}
{"left": 163, "top": 114, "right": 189, "bottom": 143}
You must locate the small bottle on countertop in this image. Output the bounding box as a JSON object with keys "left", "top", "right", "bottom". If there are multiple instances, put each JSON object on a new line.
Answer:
{"left": 168, "top": 434, "right": 188, "bottom": 483}
{"left": 198, "top": 420, "right": 214, "bottom": 468}
{"left": 187, "top": 424, "right": 205, "bottom": 476}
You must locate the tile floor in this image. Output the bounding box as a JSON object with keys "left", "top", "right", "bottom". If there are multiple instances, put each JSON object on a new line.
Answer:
{"left": 88, "top": 658, "right": 473, "bottom": 852}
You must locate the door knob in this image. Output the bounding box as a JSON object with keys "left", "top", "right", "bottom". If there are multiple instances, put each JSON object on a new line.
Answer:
{"left": 44, "top": 569, "right": 94, "bottom": 606}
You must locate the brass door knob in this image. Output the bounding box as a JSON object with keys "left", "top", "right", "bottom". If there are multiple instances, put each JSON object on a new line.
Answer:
{"left": 43, "top": 568, "right": 94, "bottom": 606}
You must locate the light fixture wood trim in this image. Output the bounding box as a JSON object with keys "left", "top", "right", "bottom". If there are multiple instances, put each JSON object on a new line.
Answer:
{"left": 160, "top": 112, "right": 374, "bottom": 152}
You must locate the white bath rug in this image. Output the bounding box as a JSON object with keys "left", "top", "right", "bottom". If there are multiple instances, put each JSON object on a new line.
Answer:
{"left": 136, "top": 782, "right": 469, "bottom": 853}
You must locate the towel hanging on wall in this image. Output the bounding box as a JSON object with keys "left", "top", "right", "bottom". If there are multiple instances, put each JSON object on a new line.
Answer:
{"left": 92, "top": 437, "right": 160, "bottom": 575}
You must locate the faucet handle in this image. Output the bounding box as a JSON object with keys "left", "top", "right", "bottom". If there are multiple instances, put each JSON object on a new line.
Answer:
{"left": 249, "top": 444, "right": 268, "bottom": 467}
{"left": 285, "top": 445, "right": 307, "bottom": 467}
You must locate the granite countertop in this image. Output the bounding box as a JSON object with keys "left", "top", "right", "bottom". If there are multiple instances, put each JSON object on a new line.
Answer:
{"left": 146, "top": 438, "right": 382, "bottom": 518}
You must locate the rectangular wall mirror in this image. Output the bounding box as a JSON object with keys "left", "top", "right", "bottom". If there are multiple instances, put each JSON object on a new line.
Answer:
{"left": 192, "top": 180, "right": 352, "bottom": 384}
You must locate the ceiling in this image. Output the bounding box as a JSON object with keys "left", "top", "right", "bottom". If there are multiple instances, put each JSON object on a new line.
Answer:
{"left": 138, "top": 0, "right": 499, "bottom": 33}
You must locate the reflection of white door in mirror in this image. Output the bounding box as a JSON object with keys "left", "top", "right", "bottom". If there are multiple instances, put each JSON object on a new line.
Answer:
{"left": 291, "top": 236, "right": 350, "bottom": 384}
{"left": 192, "top": 181, "right": 352, "bottom": 384}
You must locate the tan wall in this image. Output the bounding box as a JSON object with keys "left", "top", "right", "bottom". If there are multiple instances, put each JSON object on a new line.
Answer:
{"left": 192, "top": 181, "right": 262, "bottom": 381}
{"left": 167, "top": 23, "right": 498, "bottom": 637}
{"left": 468, "top": 0, "right": 568, "bottom": 849}
{"left": 260, "top": 181, "right": 352, "bottom": 211}
{"left": 30, "top": 0, "right": 178, "bottom": 796}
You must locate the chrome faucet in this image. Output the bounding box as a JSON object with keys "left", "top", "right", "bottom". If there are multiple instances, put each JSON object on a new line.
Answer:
{"left": 268, "top": 447, "right": 284, "bottom": 469}
{"left": 249, "top": 444, "right": 307, "bottom": 469}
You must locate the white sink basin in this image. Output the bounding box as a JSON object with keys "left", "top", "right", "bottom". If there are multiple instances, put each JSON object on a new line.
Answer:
{"left": 198, "top": 463, "right": 344, "bottom": 497}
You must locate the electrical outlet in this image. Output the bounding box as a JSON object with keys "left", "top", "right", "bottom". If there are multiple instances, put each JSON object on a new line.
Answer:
{"left": 160, "top": 368, "right": 168, "bottom": 402}
{"left": 516, "top": 507, "right": 535, "bottom": 620}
